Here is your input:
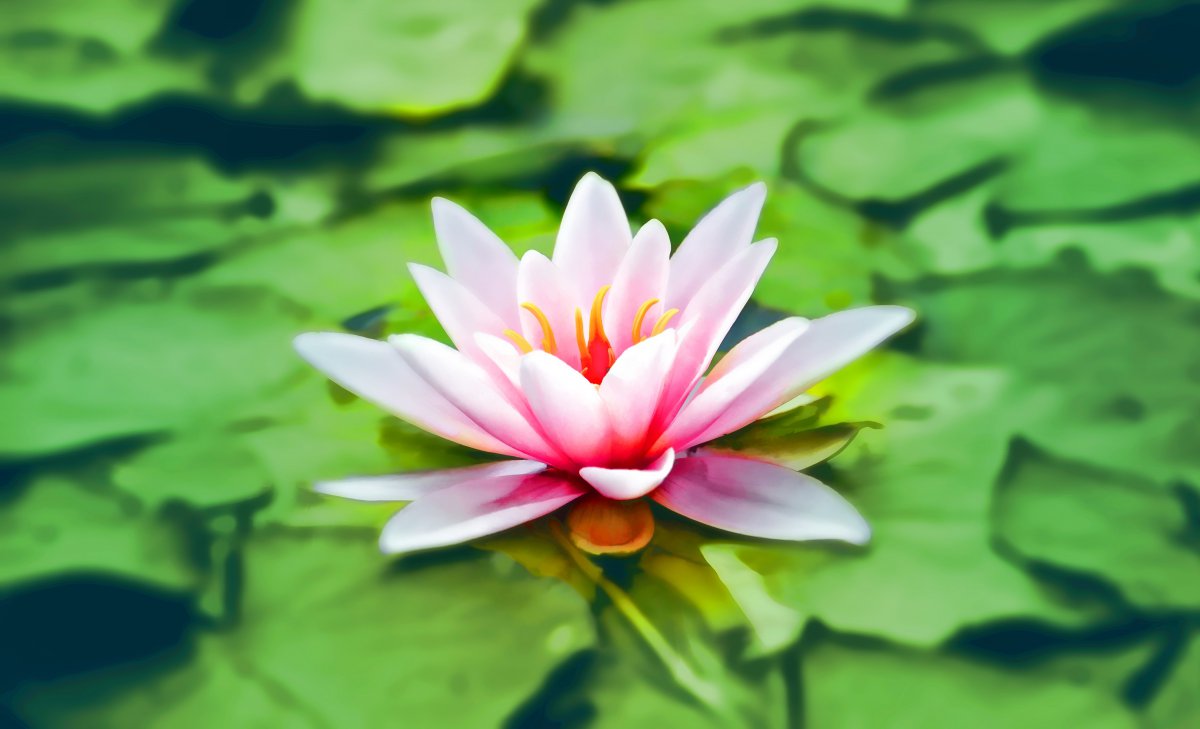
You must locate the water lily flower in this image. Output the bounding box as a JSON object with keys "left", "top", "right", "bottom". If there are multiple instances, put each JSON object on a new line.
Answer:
{"left": 295, "top": 174, "right": 913, "bottom": 555}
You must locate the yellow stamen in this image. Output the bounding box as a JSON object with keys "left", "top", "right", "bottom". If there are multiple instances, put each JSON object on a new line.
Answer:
{"left": 574, "top": 308, "right": 590, "bottom": 368}
{"left": 650, "top": 308, "right": 680, "bottom": 336}
{"left": 630, "top": 298, "right": 660, "bottom": 344}
{"left": 589, "top": 285, "right": 612, "bottom": 346}
{"left": 520, "top": 302, "right": 556, "bottom": 355}
{"left": 503, "top": 329, "right": 534, "bottom": 354}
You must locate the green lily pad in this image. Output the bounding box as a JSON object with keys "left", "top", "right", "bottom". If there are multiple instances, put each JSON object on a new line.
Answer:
{"left": 112, "top": 435, "right": 271, "bottom": 510}
{"left": 902, "top": 258, "right": 1200, "bottom": 486}
{"left": 804, "top": 638, "right": 1141, "bottom": 729}
{"left": 994, "top": 448, "right": 1200, "bottom": 610}
{"left": 0, "top": 474, "right": 197, "bottom": 592}
{"left": 11, "top": 532, "right": 595, "bottom": 728}
{"left": 705, "top": 354, "right": 1099, "bottom": 647}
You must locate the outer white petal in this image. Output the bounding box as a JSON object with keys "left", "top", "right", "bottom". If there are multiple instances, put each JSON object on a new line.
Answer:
{"left": 652, "top": 452, "right": 870, "bottom": 544}
{"left": 431, "top": 197, "right": 520, "bottom": 326}
{"left": 680, "top": 306, "right": 915, "bottom": 447}
{"left": 666, "top": 182, "right": 766, "bottom": 311}
{"left": 409, "top": 263, "right": 507, "bottom": 362}
{"left": 552, "top": 172, "right": 632, "bottom": 303}
{"left": 316, "top": 460, "right": 546, "bottom": 502}
{"left": 519, "top": 350, "right": 613, "bottom": 466}
{"left": 580, "top": 449, "right": 675, "bottom": 501}
{"left": 390, "top": 334, "right": 568, "bottom": 468}
{"left": 380, "top": 470, "right": 585, "bottom": 554}
{"left": 293, "top": 332, "right": 517, "bottom": 456}
{"left": 660, "top": 317, "right": 809, "bottom": 450}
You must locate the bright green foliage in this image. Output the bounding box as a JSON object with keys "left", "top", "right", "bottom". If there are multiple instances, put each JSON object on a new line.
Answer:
{"left": 2, "top": 0, "right": 1198, "bottom": 727}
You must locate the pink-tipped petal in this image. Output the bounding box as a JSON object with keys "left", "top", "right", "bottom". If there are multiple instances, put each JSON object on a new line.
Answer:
{"left": 431, "top": 197, "right": 521, "bottom": 326}
{"left": 316, "top": 460, "right": 546, "bottom": 502}
{"left": 660, "top": 317, "right": 809, "bottom": 450}
{"left": 666, "top": 182, "right": 766, "bottom": 311}
{"left": 520, "top": 350, "right": 613, "bottom": 466}
{"left": 552, "top": 172, "right": 632, "bottom": 303}
{"left": 599, "top": 331, "right": 677, "bottom": 452}
{"left": 657, "top": 239, "right": 778, "bottom": 422}
{"left": 606, "top": 220, "right": 671, "bottom": 353}
{"left": 293, "top": 332, "right": 517, "bottom": 456}
{"left": 517, "top": 251, "right": 583, "bottom": 369}
{"left": 652, "top": 452, "right": 870, "bottom": 544}
{"left": 680, "top": 306, "right": 916, "bottom": 447}
{"left": 408, "top": 263, "right": 508, "bottom": 362}
{"left": 390, "top": 334, "right": 569, "bottom": 468}
{"left": 380, "top": 470, "right": 586, "bottom": 554}
{"left": 580, "top": 448, "right": 675, "bottom": 500}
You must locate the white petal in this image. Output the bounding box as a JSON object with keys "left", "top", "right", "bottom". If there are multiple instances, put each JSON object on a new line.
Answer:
{"left": 474, "top": 332, "right": 523, "bottom": 389}
{"left": 580, "top": 448, "right": 675, "bottom": 500}
{"left": 660, "top": 317, "right": 809, "bottom": 450}
{"left": 605, "top": 220, "right": 671, "bottom": 353}
{"left": 408, "top": 263, "right": 508, "bottom": 364}
{"left": 390, "top": 334, "right": 569, "bottom": 468}
{"left": 380, "top": 470, "right": 585, "bottom": 554}
{"left": 293, "top": 332, "right": 517, "bottom": 456}
{"left": 431, "top": 197, "right": 520, "bottom": 326}
{"left": 666, "top": 182, "right": 766, "bottom": 311}
{"left": 680, "top": 305, "right": 915, "bottom": 447}
{"left": 316, "top": 460, "right": 546, "bottom": 502}
{"left": 652, "top": 452, "right": 870, "bottom": 544}
{"left": 520, "top": 350, "right": 613, "bottom": 466}
{"left": 552, "top": 172, "right": 632, "bottom": 303}
{"left": 599, "top": 330, "right": 677, "bottom": 450}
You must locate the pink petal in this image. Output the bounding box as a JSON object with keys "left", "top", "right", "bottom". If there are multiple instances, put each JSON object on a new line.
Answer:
{"left": 605, "top": 220, "right": 671, "bottom": 353}
{"left": 666, "top": 182, "right": 766, "bottom": 311}
{"left": 657, "top": 239, "right": 778, "bottom": 422}
{"left": 390, "top": 334, "right": 569, "bottom": 468}
{"left": 316, "top": 459, "right": 546, "bottom": 501}
{"left": 293, "top": 333, "right": 518, "bottom": 456}
{"left": 379, "top": 469, "right": 586, "bottom": 554}
{"left": 430, "top": 197, "right": 521, "bottom": 327}
{"left": 517, "top": 251, "right": 583, "bottom": 370}
{"left": 579, "top": 448, "right": 675, "bottom": 500}
{"left": 659, "top": 317, "right": 809, "bottom": 450}
{"left": 598, "top": 330, "right": 677, "bottom": 454}
{"left": 552, "top": 173, "right": 632, "bottom": 304}
{"left": 520, "top": 350, "right": 613, "bottom": 466}
{"left": 677, "top": 306, "right": 915, "bottom": 447}
{"left": 408, "top": 263, "right": 507, "bottom": 363}
{"left": 473, "top": 332, "right": 523, "bottom": 389}
{"left": 652, "top": 452, "right": 870, "bottom": 544}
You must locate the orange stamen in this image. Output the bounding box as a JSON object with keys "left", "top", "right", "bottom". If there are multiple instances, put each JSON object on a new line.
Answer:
{"left": 650, "top": 308, "right": 680, "bottom": 336}
{"left": 502, "top": 329, "right": 534, "bottom": 354}
{"left": 574, "top": 308, "right": 590, "bottom": 368}
{"left": 630, "top": 298, "right": 660, "bottom": 344}
{"left": 520, "top": 302, "right": 556, "bottom": 355}
{"left": 588, "top": 285, "right": 612, "bottom": 347}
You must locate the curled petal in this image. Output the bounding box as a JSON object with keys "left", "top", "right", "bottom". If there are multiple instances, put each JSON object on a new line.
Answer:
{"left": 599, "top": 330, "right": 677, "bottom": 452}
{"left": 316, "top": 460, "right": 546, "bottom": 502}
{"left": 293, "top": 332, "right": 518, "bottom": 457}
{"left": 605, "top": 220, "right": 671, "bottom": 354}
{"left": 579, "top": 448, "right": 675, "bottom": 501}
{"left": 380, "top": 470, "right": 585, "bottom": 554}
{"left": 552, "top": 172, "right": 633, "bottom": 304}
{"left": 517, "top": 251, "right": 583, "bottom": 370}
{"left": 430, "top": 197, "right": 520, "bottom": 326}
{"left": 408, "top": 263, "right": 507, "bottom": 362}
{"left": 652, "top": 452, "right": 870, "bottom": 544}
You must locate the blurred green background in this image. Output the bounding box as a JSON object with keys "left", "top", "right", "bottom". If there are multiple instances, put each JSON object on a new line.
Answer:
{"left": 2, "top": 0, "right": 1199, "bottom": 727}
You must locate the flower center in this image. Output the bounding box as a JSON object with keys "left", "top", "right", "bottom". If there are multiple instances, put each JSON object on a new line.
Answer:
{"left": 502, "top": 285, "right": 679, "bottom": 384}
